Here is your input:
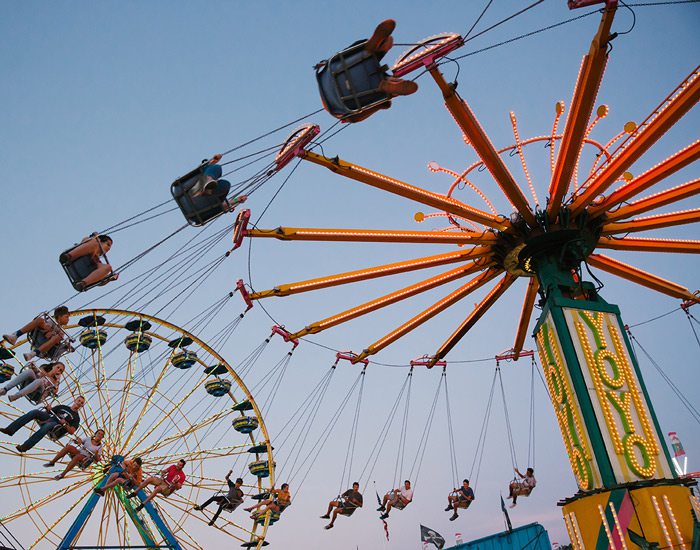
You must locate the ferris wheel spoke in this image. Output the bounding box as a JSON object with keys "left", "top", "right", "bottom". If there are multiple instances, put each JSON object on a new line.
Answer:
{"left": 133, "top": 408, "right": 231, "bottom": 457}
{"left": 165, "top": 494, "right": 253, "bottom": 542}
{"left": 120, "top": 347, "right": 193, "bottom": 453}
{"left": 91, "top": 345, "right": 115, "bottom": 437}
{"left": 289, "top": 260, "right": 492, "bottom": 339}
{"left": 3, "top": 475, "right": 91, "bottom": 521}
{"left": 301, "top": 149, "right": 509, "bottom": 231}
{"left": 148, "top": 443, "right": 251, "bottom": 465}
{"left": 513, "top": 278, "right": 539, "bottom": 358}
{"left": 356, "top": 267, "right": 503, "bottom": 362}
{"left": 601, "top": 208, "right": 700, "bottom": 235}
{"left": 590, "top": 142, "right": 700, "bottom": 218}
{"left": 548, "top": 4, "right": 616, "bottom": 221}
{"left": 598, "top": 236, "right": 700, "bottom": 254}
{"left": 153, "top": 501, "right": 207, "bottom": 549}
{"left": 247, "top": 226, "right": 498, "bottom": 245}
{"left": 249, "top": 246, "right": 493, "bottom": 300}
{"left": 426, "top": 66, "right": 536, "bottom": 227}
{"left": 25, "top": 482, "right": 96, "bottom": 550}
{"left": 61, "top": 356, "right": 105, "bottom": 434}
{"left": 433, "top": 273, "right": 517, "bottom": 363}
{"left": 588, "top": 253, "right": 699, "bottom": 302}
{"left": 570, "top": 66, "right": 700, "bottom": 216}
{"left": 123, "top": 377, "right": 208, "bottom": 456}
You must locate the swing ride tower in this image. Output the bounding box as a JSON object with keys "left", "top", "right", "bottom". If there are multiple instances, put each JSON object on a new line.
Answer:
{"left": 232, "top": 0, "right": 700, "bottom": 546}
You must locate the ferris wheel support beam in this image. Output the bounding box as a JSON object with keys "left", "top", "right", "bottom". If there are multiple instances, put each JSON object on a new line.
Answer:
{"left": 603, "top": 177, "right": 700, "bottom": 223}
{"left": 287, "top": 260, "right": 493, "bottom": 339}
{"left": 548, "top": 3, "right": 616, "bottom": 222}
{"left": 427, "top": 66, "right": 537, "bottom": 228}
{"left": 301, "top": 150, "right": 510, "bottom": 231}
{"left": 513, "top": 278, "right": 540, "bottom": 359}
{"left": 587, "top": 253, "right": 699, "bottom": 301}
{"left": 354, "top": 267, "right": 503, "bottom": 362}
{"left": 245, "top": 226, "right": 498, "bottom": 245}
{"left": 431, "top": 273, "right": 517, "bottom": 365}
{"left": 601, "top": 207, "right": 700, "bottom": 235}
{"left": 589, "top": 141, "right": 700, "bottom": 219}
{"left": 569, "top": 66, "right": 700, "bottom": 217}
{"left": 249, "top": 246, "right": 492, "bottom": 299}
{"left": 597, "top": 236, "right": 700, "bottom": 254}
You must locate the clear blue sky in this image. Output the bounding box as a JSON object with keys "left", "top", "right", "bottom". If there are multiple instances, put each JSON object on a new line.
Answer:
{"left": 1, "top": 1, "right": 699, "bottom": 548}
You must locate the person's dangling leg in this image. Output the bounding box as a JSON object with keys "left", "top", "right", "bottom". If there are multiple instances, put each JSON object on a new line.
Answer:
{"left": 209, "top": 503, "right": 225, "bottom": 525}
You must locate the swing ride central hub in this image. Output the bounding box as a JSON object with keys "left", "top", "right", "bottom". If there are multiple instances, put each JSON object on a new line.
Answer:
{"left": 495, "top": 214, "right": 602, "bottom": 280}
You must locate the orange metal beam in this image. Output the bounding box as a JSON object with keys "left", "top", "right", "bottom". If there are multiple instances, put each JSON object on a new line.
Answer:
{"left": 249, "top": 246, "right": 492, "bottom": 299}
{"left": 589, "top": 141, "right": 700, "bottom": 218}
{"left": 597, "top": 236, "right": 700, "bottom": 254}
{"left": 548, "top": 5, "right": 616, "bottom": 221}
{"left": 604, "top": 178, "right": 700, "bottom": 222}
{"left": 246, "top": 226, "right": 498, "bottom": 245}
{"left": 433, "top": 273, "right": 518, "bottom": 363}
{"left": 570, "top": 66, "right": 700, "bottom": 216}
{"left": 601, "top": 208, "right": 700, "bottom": 235}
{"left": 302, "top": 150, "right": 509, "bottom": 231}
{"left": 513, "top": 278, "right": 539, "bottom": 359}
{"left": 287, "top": 260, "right": 492, "bottom": 339}
{"left": 427, "top": 67, "right": 537, "bottom": 227}
{"left": 587, "top": 253, "right": 699, "bottom": 301}
{"left": 353, "top": 268, "right": 503, "bottom": 361}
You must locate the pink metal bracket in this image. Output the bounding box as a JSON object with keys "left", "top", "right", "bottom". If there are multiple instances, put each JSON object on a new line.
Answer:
{"left": 495, "top": 349, "right": 534, "bottom": 365}
{"left": 231, "top": 209, "right": 251, "bottom": 251}
{"left": 275, "top": 124, "right": 321, "bottom": 171}
{"left": 335, "top": 351, "right": 369, "bottom": 366}
{"left": 392, "top": 33, "right": 464, "bottom": 78}
{"left": 235, "top": 279, "right": 254, "bottom": 312}
{"left": 271, "top": 325, "right": 300, "bottom": 350}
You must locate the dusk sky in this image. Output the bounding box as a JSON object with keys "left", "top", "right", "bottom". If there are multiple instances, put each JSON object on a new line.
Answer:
{"left": 1, "top": 1, "right": 698, "bottom": 548}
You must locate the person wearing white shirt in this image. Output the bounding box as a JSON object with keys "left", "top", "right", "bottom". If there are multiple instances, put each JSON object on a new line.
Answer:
{"left": 378, "top": 480, "right": 413, "bottom": 519}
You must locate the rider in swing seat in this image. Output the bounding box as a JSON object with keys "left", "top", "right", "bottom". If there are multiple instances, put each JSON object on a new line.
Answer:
{"left": 0, "top": 361, "right": 65, "bottom": 403}
{"left": 507, "top": 467, "right": 536, "bottom": 507}
{"left": 377, "top": 479, "right": 413, "bottom": 519}
{"left": 194, "top": 470, "right": 245, "bottom": 526}
{"left": 244, "top": 483, "right": 291, "bottom": 519}
{"left": 95, "top": 456, "right": 143, "bottom": 495}
{"left": 444, "top": 479, "right": 474, "bottom": 521}
{"left": 60, "top": 234, "right": 117, "bottom": 291}
{"left": 45, "top": 429, "right": 104, "bottom": 480}
{"left": 3, "top": 306, "right": 72, "bottom": 362}
{"left": 321, "top": 481, "right": 363, "bottom": 529}
{"left": 128, "top": 459, "right": 187, "bottom": 511}
{"left": 316, "top": 19, "right": 418, "bottom": 123}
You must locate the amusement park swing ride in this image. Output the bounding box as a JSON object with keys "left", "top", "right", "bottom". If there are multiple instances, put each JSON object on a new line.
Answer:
{"left": 0, "top": 0, "right": 698, "bottom": 548}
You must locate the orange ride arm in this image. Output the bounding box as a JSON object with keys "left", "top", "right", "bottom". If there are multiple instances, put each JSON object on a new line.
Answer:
{"left": 431, "top": 273, "right": 517, "bottom": 364}
{"left": 246, "top": 226, "right": 498, "bottom": 245}
{"left": 570, "top": 66, "right": 700, "bottom": 216}
{"left": 604, "top": 178, "right": 700, "bottom": 223}
{"left": 587, "top": 253, "right": 699, "bottom": 301}
{"left": 589, "top": 141, "right": 700, "bottom": 218}
{"left": 597, "top": 236, "right": 700, "bottom": 254}
{"left": 513, "top": 278, "right": 539, "bottom": 359}
{"left": 601, "top": 208, "right": 700, "bottom": 235}
{"left": 548, "top": 4, "right": 616, "bottom": 222}
{"left": 353, "top": 267, "right": 503, "bottom": 362}
{"left": 301, "top": 150, "right": 509, "bottom": 231}
{"left": 288, "top": 260, "right": 493, "bottom": 339}
{"left": 427, "top": 67, "right": 537, "bottom": 228}
{"left": 249, "top": 246, "right": 492, "bottom": 299}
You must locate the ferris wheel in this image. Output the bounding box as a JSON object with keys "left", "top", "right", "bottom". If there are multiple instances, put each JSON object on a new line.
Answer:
{"left": 0, "top": 309, "right": 273, "bottom": 549}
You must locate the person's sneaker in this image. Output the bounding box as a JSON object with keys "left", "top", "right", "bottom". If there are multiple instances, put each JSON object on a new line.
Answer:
{"left": 8, "top": 393, "right": 19, "bottom": 403}
{"left": 2, "top": 333, "right": 17, "bottom": 345}
{"left": 15, "top": 445, "right": 27, "bottom": 453}
{"left": 378, "top": 77, "right": 419, "bottom": 97}
{"left": 1, "top": 427, "right": 13, "bottom": 435}
{"left": 444, "top": 505, "right": 452, "bottom": 512}
{"left": 320, "top": 514, "right": 330, "bottom": 519}
{"left": 23, "top": 350, "right": 37, "bottom": 361}
{"left": 324, "top": 524, "right": 334, "bottom": 530}
{"left": 379, "top": 512, "right": 389, "bottom": 520}
{"left": 0, "top": 389, "right": 7, "bottom": 397}
{"left": 94, "top": 488, "right": 104, "bottom": 496}
{"left": 365, "top": 20, "right": 396, "bottom": 53}
{"left": 193, "top": 505, "right": 202, "bottom": 511}
{"left": 43, "top": 462, "right": 55, "bottom": 468}
{"left": 449, "top": 513, "right": 459, "bottom": 521}
{"left": 135, "top": 504, "right": 144, "bottom": 512}
{"left": 75, "top": 281, "right": 86, "bottom": 292}
{"left": 126, "top": 492, "right": 137, "bottom": 498}
{"left": 208, "top": 520, "right": 216, "bottom": 526}
{"left": 59, "top": 252, "right": 71, "bottom": 264}
{"left": 509, "top": 503, "right": 517, "bottom": 509}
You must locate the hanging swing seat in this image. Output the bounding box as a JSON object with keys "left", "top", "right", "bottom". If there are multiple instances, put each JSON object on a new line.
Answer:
{"left": 0, "top": 362, "right": 14, "bottom": 382}
{"left": 337, "top": 503, "right": 358, "bottom": 516}
{"left": 510, "top": 482, "right": 534, "bottom": 497}
{"left": 59, "top": 239, "right": 115, "bottom": 292}
{"left": 316, "top": 39, "right": 392, "bottom": 122}
{"left": 453, "top": 498, "right": 472, "bottom": 510}
{"left": 26, "top": 314, "right": 73, "bottom": 362}
{"left": 171, "top": 162, "right": 232, "bottom": 227}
